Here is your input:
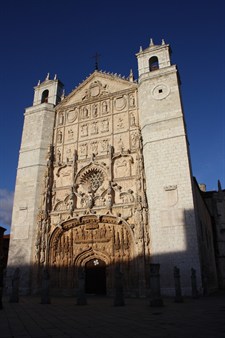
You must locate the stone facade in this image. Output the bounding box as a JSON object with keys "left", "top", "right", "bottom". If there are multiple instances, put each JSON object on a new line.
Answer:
{"left": 202, "top": 182, "right": 225, "bottom": 289}
{"left": 7, "top": 40, "right": 219, "bottom": 296}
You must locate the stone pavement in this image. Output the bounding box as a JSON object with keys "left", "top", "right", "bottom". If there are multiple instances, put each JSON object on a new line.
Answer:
{"left": 0, "top": 292, "right": 225, "bottom": 338}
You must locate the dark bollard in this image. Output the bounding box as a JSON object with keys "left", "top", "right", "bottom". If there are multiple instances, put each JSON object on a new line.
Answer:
{"left": 191, "top": 268, "right": 199, "bottom": 299}
{"left": 76, "top": 270, "right": 87, "bottom": 305}
{"left": 174, "top": 266, "right": 183, "bottom": 303}
{"left": 149, "top": 264, "right": 163, "bottom": 307}
{"left": 9, "top": 268, "right": 20, "bottom": 303}
{"left": 113, "top": 265, "right": 125, "bottom": 306}
{"left": 41, "top": 268, "right": 51, "bottom": 304}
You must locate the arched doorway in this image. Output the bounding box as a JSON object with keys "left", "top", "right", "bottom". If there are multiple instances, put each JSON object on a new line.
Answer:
{"left": 85, "top": 258, "right": 106, "bottom": 295}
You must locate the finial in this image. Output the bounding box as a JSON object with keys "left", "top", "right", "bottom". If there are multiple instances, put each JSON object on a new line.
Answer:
{"left": 45, "top": 73, "right": 50, "bottom": 80}
{"left": 129, "top": 69, "right": 134, "bottom": 82}
{"left": 150, "top": 38, "right": 154, "bottom": 46}
{"left": 61, "top": 89, "right": 65, "bottom": 100}
{"left": 139, "top": 46, "right": 142, "bottom": 52}
{"left": 92, "top": 52, "right": 101, "bottom": 71}
{"left": 218, "top": 179, "right": 222, "bottom": 191}
{"left": 162, "top": 39, "right": 165, "bottom": 45}
{"left": 54, "top": 74, "right": 57, "bottom": 80}
{"left": 37, "top": 80, "right": 40, "bottom": 86}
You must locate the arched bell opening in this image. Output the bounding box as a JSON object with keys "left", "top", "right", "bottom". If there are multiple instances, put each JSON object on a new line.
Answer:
{"left": 149, "top": 56, "right": 159, "bottom": 71}
{"left": 41, "top": 89, "right": 49, "bottom": 103}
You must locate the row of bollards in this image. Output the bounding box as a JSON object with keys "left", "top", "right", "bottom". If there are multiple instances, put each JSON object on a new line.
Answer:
{"left": 1, "top": 264, "right": 199, "bottom": 309}
{"left": 149, "top": 264, "right": 199, "bottom": 307}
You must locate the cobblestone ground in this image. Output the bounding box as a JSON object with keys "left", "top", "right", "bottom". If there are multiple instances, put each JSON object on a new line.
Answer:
{"left": 0, "top": 292, "right": 225, "bottom": 338}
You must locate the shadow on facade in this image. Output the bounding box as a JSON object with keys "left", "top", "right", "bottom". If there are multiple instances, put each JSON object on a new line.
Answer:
{"left": 4, "top": 208, "right": 218, "bottom": 298}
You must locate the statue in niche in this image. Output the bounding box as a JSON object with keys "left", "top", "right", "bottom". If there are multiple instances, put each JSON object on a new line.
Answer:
{"left": 58, "top": 112, "right": 64, "bottom": 125}
{"left": 106, "top": 183, "right": 113, "bottom": 209}
{"left": 134, "top": 201, "right": 144, "bottom": 240}
{"left": 80, "top": 143, "right": 88, "bottom": 156}
{"left": 68, "top": 129, "right": 74, "bottom": 140}
{"left": 131, "top": 132, "right": 139, "bottom": 148}
{"left": 56, "top": 149, "right": 61, "bottom": 163}
{"left": 118, "top": 137, "right": 124, "bottom": 153}
{"left": 67, "top": 188, "right": 75, "bottom": 214}
{"left": 95, "top": 196, "right": 105, "bottom": 207}
{"left": 85, "top": 191, "right": 94, "bottom": 209}
{"left": 101, "top": 139, "right": 108, "bottom": 152}
{"left": 91, "top": 141, "right": 98, "bottom": 154}
{"left": 92, "top": 104, "right": 98, "bottom": 117}
{"left": 129, "top": 94, "right": 135, "bottom": 107}
{"left": 57, "top": 130, "right": 62, "bottom": 143}
{"left": 130, "top": 112, "right": 136, "bottom": 127}
{"left": 81, "top": 124, "right": 88, "bottom": 137}
{"left": 115, "top": 158, "right": 129, "bottom": 178}
{"left": 66, "top": 148, "right": 72, "bottom": 162}
{"left": 83, "top": 107, "right": 89, "bottom": 118}
{"left": 102, "top": 101, "right": 108, "bottom": 114}
{"left": 102, "top": 119, "right": 109, "bottom": 132}
{"left": 117, "top": 117, "right": 124, "bottom": 129}
{"left": 91, "top": 121, "right": 98, "bottom": 134}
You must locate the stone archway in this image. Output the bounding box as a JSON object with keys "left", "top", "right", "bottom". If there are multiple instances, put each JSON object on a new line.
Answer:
{"left": 48, "top": 214, "right": 138, "bottom": 295}
{"left": 85, "top": 258, "right": 106, "bottom": 295}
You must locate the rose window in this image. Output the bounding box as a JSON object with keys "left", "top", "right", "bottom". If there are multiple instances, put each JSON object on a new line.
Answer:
{"left": 79, "top": 168, "right": 104, "bottom": 192}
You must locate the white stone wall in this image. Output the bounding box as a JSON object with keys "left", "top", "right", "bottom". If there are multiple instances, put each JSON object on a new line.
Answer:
{"left": 7, "top": 104, "right": 56, "bottom": 294}
{"left": 137, "top": 44, "right": 202, "bottom": 295}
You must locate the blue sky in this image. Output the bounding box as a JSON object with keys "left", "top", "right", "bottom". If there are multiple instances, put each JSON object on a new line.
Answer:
{"left": 0, "top": 0, "right": 224, "bottom": 233}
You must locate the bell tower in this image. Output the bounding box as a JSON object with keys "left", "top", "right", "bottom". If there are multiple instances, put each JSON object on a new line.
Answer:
{"left": 137, "top": 39, "right": 202, "bottom": 294}
{"left": 7, "top": 74, "right": 64, "bottom": 294}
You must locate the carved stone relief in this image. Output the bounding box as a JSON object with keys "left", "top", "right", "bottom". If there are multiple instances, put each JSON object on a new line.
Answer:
{"left": 80, "top": 124, "right": 88, "bottom": 137}
{"left": 74, "top": 164, "right": 109, "bottom": 209}
{"left": 101, "top": 119, "right": 109, "bottom": 133}
{"left": 164, "top": 185, "right": 178, "bottom": 207}
{"left": 55, "top": 148, "right": 62, "bottom": 164}
{"left": 114, "top": 157, "right": 132, "bottom": 178}
{"left": 129, "top": 112, "right": 136, "bottom": 127}
{"left": 129, "top": 94, "right": 136, "bottom": 108}
{"left": 102, "top": 100, "right": 109, "bottom": 114}
{"left": 100, "top": 139, "right": 109, "bottom": 153}
{"left": 67, "top": 108, "right": 78, "bottom": 123}
{"left": 114, "top": 96, "right": 127, "bottom": 111}
{"left": 64, "top": 146, "right": 75, "bottom": 163}
{"left": 81, "top": 106, "right": 90, "bottom": 120}
{"left": 55, "top": 166, "right": 73, "bottom": 187}
{"left": 92, "top": 103, "right": 98, "bottom": 117}
{"left": 130, "top": 132, "right": 140, "bottom": 149}
{"left": 67, "top": 128, "right": 74, "bottom": 140}
{"left": 82, "top": 81, "right": 109, "bottom": 101}
{"left": 57, "top": 111, "right": 64, "bottom": 125}
{"left": 79, "top": 143, "right": 88, "bottom": 157}
{"left": 91, "top": 121, "right": 98, "bottom": 135}
{"left": 90, "top": 141, "right": 98, "bottom": 155}
{"left": 47, "top": 218, "right": 133, "bottom": 290}
{"left": 114, "top": 113, "right": 127, "bottom": 132}
{"left": 57, "top": 130, "right": 63, "bottom": 144}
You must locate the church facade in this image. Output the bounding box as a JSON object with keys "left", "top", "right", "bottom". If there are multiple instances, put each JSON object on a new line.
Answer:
{"left": 7, "top": 40, "right": 219, "bottom": 296}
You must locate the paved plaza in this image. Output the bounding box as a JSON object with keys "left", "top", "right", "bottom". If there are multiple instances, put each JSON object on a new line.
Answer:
{"left": 0, "top": 292, "right": 225, "bottom": 338}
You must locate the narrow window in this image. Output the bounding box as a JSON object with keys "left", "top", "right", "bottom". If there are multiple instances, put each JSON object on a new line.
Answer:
{"left": 41, "top": 90, "right": 49, "bottom": 103}
{"left": 149, "top": 56, "right": 159, "bottom": 71}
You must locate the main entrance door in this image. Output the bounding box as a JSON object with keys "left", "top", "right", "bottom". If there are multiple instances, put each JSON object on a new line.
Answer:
{"left": 85, "top": 259, "right": 106, "bottom": 295}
